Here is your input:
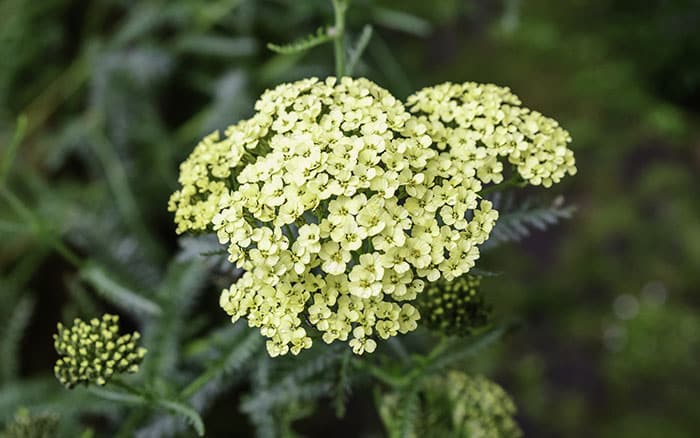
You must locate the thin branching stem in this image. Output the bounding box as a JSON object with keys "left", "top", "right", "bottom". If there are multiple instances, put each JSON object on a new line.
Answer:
{"left": 0, "top": 115, "right": 27, "bottom": 187}
{"left": 0, "top": 186, "right": 83, "bottom": 269}
{"left": 353, "top": 358, "right": 405, "bottom": 387}
{"left": 331, "top": 0, "right": 348, "bottom": 77}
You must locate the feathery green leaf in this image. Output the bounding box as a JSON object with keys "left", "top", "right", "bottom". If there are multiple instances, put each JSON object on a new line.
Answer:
{"left": 346, "top": 25, "right": 373, "bottom": 76}
{"left": 485, "top": 198, "right": 576, "bottom": 249}
{"left": 157, "top": 399, "right": 205, "bottom": 437}
{"left": 267, "top": 27, "right": 332, "bottom": 55}
{"left": 397, "top": 389, "right": 420, "bottom": 438}
{"left": 142, "top": 261, "right": 207, "bottom": 380}
{"left": 0, "top": 115, "right": 27, "bottom": 187}
{"left": 0, "top": 296, "right": 34, "bottom": 383}
{"left": 181, "top": 327, "right": 263, "bottom": 399}
{"left": 80, "top": 263, "right": 161, "bottom": 317}
{"left": 425, "top": 323, "right": 512, "bottom": 374}
{"left": 371, "top": 7, "right": 432, "bottom": 37}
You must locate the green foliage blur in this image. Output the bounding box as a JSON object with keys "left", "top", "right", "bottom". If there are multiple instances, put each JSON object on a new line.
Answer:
{"left": 1, "top": 0, "right": 699, "bottom": 436}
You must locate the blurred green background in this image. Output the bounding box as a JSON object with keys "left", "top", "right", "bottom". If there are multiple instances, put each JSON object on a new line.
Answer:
{"left": 1, "top": 0, "right": 699, "bottom": 436}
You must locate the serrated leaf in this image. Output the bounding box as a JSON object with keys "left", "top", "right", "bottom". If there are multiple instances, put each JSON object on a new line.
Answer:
{"left": 0, "top": 296, "right": 34, "bottom": 382}
{"left": 346, "top": 25, "right": 373, "bottom": 76}
{"left": 80, "top": 263, "right": 161, "bottom": 317}
{"left": 425, "top": 324, "right": 511, "bottom": 374}
{"left": 332, "top": 351, "right": 352, "bottom": 418}
{"left": 371, "top": 7, "right": 432, "bottom": 37}
{"left": 142, "top": 260, "right": 207, "bottom": 379}
{"left": 0, "top": 115, "right": 27, "bottom": 187}
{"left": 157, "top": 399, "right": 205, "bottom": 437}
{"left": 267, "top": 27, "right": 332, "bottom": 55}
{"left": 396, "top": 389, "right": 420, "bottom": 438}
{"left": 176, "top": 35, "right": 258, "bottom": 57}
{"left": 180, "top": 326, "right": 263, "bottom": 400}
{"left": 484, "top": 200, "right": 576, "bottom": 249}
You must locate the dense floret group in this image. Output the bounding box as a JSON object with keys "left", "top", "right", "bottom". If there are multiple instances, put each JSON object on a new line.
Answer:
{"left": 54, "top": 314, "right": 146, "bottom": 388}
{"left": 407, "top": 82, "right": 576, "bottom": 188}
{"left": 438, "top": 372, "right": 522, "bottom": 437}
{"left": 169, "top": 77, "right": 574, "bottom": 356}
{"left": 418, "top": 274, "right": 490, "bottom": 336}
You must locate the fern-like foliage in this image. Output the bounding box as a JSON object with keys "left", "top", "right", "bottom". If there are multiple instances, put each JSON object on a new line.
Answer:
{"left": 241, "top": 348, "right": 343, "bottom": 438}
{"left": 80, "top": 263, "right": 162, "bottom": 318}
{"left": 141, "top": 260, "right": 207, "bottom": 382}
{"left": 0, "top": 378, "right": 116, "bottom": 436}
{"left": 88, "top": 386, "right": 205, "bottom": 437}
{"left": 346, "top": 25, "right": 373, "bottom": 75}
{"left": 156, "top": 399, "right": 205, "bottom": 437}
{"left": 267, "top": 27, "right": 333, "bottom": 55}
{"left": 396, "top": 389, "right": 421, "bottom": 438}
{"left": 0, "top": 115, "right": 27, "bottom": 187}
{"left": 176, "top": 234, "right": 235, "bottom": 274}
{"left": 181, "top": 325, "right": 263, "bottom": 402}
{"left": 484, "top": 195, "right": 576, "bottom": 249}
{"left": 0, "top": 296, "right": 34, "bottom": 383}
{"left": 378, "top": 387, "right": 421, "bottom": 438}
{"left": 332, "top": 351, "right": 352, "bottom": 418}
{"left": 1, "top": 408, "right": 59, "bottom": 438}
{"left": 424, "top": 324, "right": 513, "bottom": 375}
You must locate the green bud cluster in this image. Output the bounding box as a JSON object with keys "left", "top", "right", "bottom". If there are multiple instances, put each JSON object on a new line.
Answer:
{"left": 418, "top": 275, "right": 490, "bottom": 336}
{"left": 2, "top": 408, "right": 59, "bottom": 438}
{"left": 444, "top": 372, "right": 521, "bottom": 438}
{"left": 53, "top": 314, "right": 146, "bottom": 389}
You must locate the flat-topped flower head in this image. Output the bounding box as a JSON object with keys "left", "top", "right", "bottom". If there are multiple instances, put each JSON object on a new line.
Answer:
{"left": 170, "top": 77, "right": 575, "bottom": 357}
{"left": 53, "top": 314, "right": 146, "bottom": 389}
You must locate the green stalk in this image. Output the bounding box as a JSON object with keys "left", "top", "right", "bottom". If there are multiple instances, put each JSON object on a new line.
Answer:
{"left": 331, "top": 0, "right": 348, "bottom": 77}
{"left": 353, "top": 358, "right": 406, "bottom": 387}
{"left": 480, "top": 175, "right": 524, "bottom": 196}
{"left": 180, "top": 367, "right": 218, "bottom": 400}
{"left": 90, "top": 121, "right": 165, "bottom": 262}
{"left": 0, "top": 186, "right": 83, "bottom": 269}
{"left": 0, "top": 115, "right": 27, "bottom": 187}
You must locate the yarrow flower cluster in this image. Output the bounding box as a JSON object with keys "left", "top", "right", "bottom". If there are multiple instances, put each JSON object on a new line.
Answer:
{"left": 169, "top": 77, "right": 575, "bottom": 356}
{"left": 418, "top": 274, "right": 490, "bottom": 336}
{"left": 436, "top": 372, "right": 522, "bottom": 438}
{"left": 379, "top": 372, "right": 521, "bottom": 437}
{"left": 54, "top": 314, "right": 147, "bottom": 388}
{"left": 2, "top": 408, "right": 59, "bottom": 438}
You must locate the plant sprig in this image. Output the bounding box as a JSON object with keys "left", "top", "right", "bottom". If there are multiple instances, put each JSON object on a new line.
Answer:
{"left": 267, "top": 27, "right": 333, "bottom": 55}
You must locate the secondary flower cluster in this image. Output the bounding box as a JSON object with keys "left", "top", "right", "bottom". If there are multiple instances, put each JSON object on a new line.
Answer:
{"left": 2, "top": 408, "right": 59, "bottom": 438}
{"left": 438, "top": 372, "right": 522, "bottom": 437}
{"left": 379, "top": 372, "right": 521, "bottom": 437}
{"left": 407, "top": 82, "right": 576, "bottom": 188}
{"left": 54, "top": 314, "right": 146, "bottom": 388}
{"left": 418, "top": 274, "right": 490, "bottom": 336}
{"left": 169, "top": 77, "right": 575, "bottom": 356}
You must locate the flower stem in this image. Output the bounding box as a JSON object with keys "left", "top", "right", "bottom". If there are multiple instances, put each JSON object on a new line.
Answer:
{"left": 480, "top": 175, "right": 523, "bottom": 197}
{"left": 353, "top": 358, "right": 406, "bottom": 387}
{"left": 331, "top": 0, "right": 348, "bottom": 77}
{"left": 109, "top": 377, "right": 146, "bottom": 398}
